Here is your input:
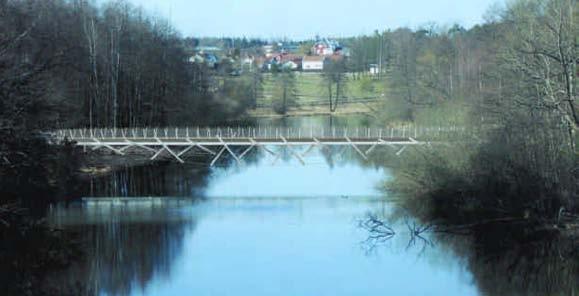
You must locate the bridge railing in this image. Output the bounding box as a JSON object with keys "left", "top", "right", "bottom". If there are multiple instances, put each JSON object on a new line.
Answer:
{"left": 53, "top": 126, "right": 467, "bottom": 142}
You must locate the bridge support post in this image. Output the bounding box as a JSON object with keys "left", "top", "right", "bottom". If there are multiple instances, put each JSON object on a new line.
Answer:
{"left": 151, "top": 137, "right": 184, "bottom": 163}
{"left": 365, "top": 141, "right": 380, "bottom": 156}
{"left": 218, "top": 137, "right": 241, "bottom": 165}
{"left": 210, "top": 147, "right": 226, "bottom": 167}
{"left": 91, "top": 138, "right": 125, "bottom": 155}
{"left": 281, "top": 136, "right": 305, "bottom": 165}
{"left": 238, "top": 144, "right": 255, "bottom": 161}
{"left": 345, "top": 136, "right": 368, "bottom": 160}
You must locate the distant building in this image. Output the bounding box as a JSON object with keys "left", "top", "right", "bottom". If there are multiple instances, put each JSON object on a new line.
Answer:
{"left": 280, "top": 44, "right": 299, "bottom": 54}
{"left": 189, "top": 52, "right": 219, "bottom": 69}
{"left": 266, "top": 53, "right": 303, "bottom": 71}
{"left": 263, "top": 44, "right": 275, "bottom": 57}
{"left": 302, "top": 56, "right": 326, "bottom": 71}
{"left": 280, "top": 54, "right": 302, "bottom": 69}
{"left": 194, "top": 46, "right": 222, "bottom": 53}
{"left": 281, "top": 60, "right": 300, "bottom": 71}
{"left": 241, "top": 56, "right": 255, "bottom": 71}
{"left": 241, "top": 56, "right": 254, "bottom": 65}
{"left": 368, "top": 64, "right": 380, "bottom": 75}
{"left": 204, "top": 53, "right": 219, "bottom": 68}
{"left": 312, "top": 38, "right": 341, "bottom": 56}
{"left": 188, "top": 54, "right": 204, "bottom": 64}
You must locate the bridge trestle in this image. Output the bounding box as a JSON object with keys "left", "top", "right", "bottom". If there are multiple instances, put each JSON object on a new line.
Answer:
{"left": 51, "top": 126, "right": 463, "bottom": 165}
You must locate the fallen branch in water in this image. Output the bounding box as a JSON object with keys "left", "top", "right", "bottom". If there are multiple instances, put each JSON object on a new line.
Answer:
{"left": 406, "top": 219, "right": 434, "bottom": 251}
{"left": 359, "top": 213, "right": 396, "bottom": 251}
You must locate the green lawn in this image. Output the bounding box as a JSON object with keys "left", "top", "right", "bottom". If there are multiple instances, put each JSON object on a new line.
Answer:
{"left": 258, "top": 73, "right": 386, "bottom": 105}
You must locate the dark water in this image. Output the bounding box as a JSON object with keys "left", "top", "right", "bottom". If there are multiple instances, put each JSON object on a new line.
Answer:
{"left": 47, "top": 116, "right": 578, "bottom": 296}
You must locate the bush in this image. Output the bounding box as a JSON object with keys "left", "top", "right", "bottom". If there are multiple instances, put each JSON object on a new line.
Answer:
{"left": 387, "top": 121, "right": 578, "bottom": 227}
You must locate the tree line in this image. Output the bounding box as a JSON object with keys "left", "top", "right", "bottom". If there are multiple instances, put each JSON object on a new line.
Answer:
{"left": 1, "top": 0, "right": 255, "bottom": 130}
{"left": 345, "top": 1, "right": 576, "bottom": 142}
{"left": 0, "top": 1, "right": 255, "bottom": 292}
{"left": 0, "top": 0, "right": 262, "bottom": 205}
{"left": 375, "top": 0, "right": 577, "bottom": 235}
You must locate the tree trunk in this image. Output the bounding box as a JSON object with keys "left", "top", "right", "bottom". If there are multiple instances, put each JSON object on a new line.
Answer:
{"left": 328, "top": 83, "right": 333, "bottom": 112}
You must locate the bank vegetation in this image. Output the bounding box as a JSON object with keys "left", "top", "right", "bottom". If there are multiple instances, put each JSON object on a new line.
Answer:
{"left": 374, "top": 0, "right": 578, "bottom": 235}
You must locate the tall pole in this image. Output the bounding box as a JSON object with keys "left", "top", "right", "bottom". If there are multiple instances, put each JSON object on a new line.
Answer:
{"left": 378, "top": 32, "right": 383, "bottom": 79}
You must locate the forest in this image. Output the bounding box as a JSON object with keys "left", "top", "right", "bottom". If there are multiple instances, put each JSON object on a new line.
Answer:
{"left": 0, "top": 0, "right": 264, "bottom": 199}
{"left": 362, "top": 0, "right": 578, "bottom": 239}
{"left": 0, "top": 0, "right": 256, "bottom": 293}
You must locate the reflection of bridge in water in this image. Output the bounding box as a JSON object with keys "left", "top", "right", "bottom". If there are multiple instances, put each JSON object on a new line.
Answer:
{"left": 55, "top": 126, "right": 459, "bottom": 165}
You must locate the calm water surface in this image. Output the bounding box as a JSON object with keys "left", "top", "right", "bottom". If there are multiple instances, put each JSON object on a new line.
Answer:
{"left": 49, "top": 116, "right": 481, "bottom": 296}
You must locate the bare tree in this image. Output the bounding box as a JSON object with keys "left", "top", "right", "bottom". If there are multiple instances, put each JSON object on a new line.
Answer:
{"left": 322, "top": 57, "right": 347, "bottom": 112}
{"left": 504, "top": 0, "right": 578, "bottom": 148}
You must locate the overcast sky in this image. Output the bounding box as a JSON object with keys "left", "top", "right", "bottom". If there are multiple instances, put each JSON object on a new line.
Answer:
{"left": 120, "top": 0, "right": 504, "bottom": 39}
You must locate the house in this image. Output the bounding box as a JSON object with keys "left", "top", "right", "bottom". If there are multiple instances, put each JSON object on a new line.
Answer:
{"left": 369, "top": 64, "right": 379, "bottom": 75}
{"left": 188, "top": 52, "right": 219, "bottom": 69}
{"left": 279, "top": 54, "right": 302, "bottom": 70}
{"left": 263, "top": 44, "right": 277, "bottom": 58}
{"left": 302, "top": 56, "right": 326, "bottom": 71}
{"left": 280, "top": 43, "right": 300, "bottom": 54}
{"left": 266, "top": 53, "right": 303, "bottom": 71}
{"left": 281, "top": 60, "right": 299, "bottom": 71}
{"left": 194, "top": 46, "right": 222, "bottom": 53}
{"left": 241, "top": 55, "right": 253, "bottom": 63}
{"left": 188, "top": 54, "right": 204, "bottom": 64}
{"left": 203, "top": 53, "right": 219, "bottom": 69}
{"left": 312, "top": 38, "right": 341, "bottom": 56}
{"left": 240, "top": 56, "right": 252, "bottom": 71}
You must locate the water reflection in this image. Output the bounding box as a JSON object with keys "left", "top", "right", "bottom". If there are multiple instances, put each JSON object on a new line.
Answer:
{"left": 47, "top": 115, "right": 577, "bottom": 295}
{"left": 49, "top": 120, "right": 409, "bottom": 295}
{"left": 360, "top": 213, "right": 579, "bottom": 296}
{"left": 82, "top": 164, "right": 212, "bottom": 197}
{"left": 449, "top": 226, "right": 579, "bottom": 296}
{"left": 206, "top": 149, "right": 386, "bottom": 198}
{"left": 49, "top": 203, "right": 196, "bottom": 295}
{"left": 49, "top": 198, "right": 480, "bottom": 296}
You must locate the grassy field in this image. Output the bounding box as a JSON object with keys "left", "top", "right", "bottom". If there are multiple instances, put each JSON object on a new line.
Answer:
{"left": 247, "top": 101, "right": 382, "bottom": 118}
{"left": 258, "top": 73, "right": 386, "bottom": 106}
{"left": 250, "top": 72, "right": 386, "bottom": 117}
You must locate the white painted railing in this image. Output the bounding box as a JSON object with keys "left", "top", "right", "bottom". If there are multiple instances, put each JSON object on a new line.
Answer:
{"left": 54, "top": 126, "right": 466, "bottom": 141}
{"left": 50, "top": 126, "right": 465, "bottom": 165}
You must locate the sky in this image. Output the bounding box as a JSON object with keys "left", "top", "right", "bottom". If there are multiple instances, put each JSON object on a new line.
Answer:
{"left": 122, "top": 0, "right": 503, "bottom": 39}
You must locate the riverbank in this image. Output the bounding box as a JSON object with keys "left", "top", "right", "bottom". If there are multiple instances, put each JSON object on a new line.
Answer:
{"left": 383, "top": 124, "right": 579, "bottom": 239}
{"left": 77, "top": 149, "right": 208, "bottom": 179}
{"left": 78, "top": 150, "right": 155, "bottom": 178}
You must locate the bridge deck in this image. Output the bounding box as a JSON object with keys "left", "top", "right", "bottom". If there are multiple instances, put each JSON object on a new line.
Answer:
{"left": 54, "top": 126, "right": 460, "bottom": 165}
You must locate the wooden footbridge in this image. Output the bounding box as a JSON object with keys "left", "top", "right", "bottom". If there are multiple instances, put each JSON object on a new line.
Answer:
{"left": 54, "top": 126, "right": 456, "bottom": 166}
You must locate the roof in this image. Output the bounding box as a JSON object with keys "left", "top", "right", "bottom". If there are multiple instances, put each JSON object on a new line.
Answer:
{"left": 302, "top": 56, "right": 326, "bottom": 62}
{"left": 194, "top": 46, "right": 222, "bottom": 52}
{"left": 279, "top": 54, "right": 302, "bottom": 63}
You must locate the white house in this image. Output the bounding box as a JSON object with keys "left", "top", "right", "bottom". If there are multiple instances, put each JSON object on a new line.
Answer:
{"left": 302, "top": 56, "right": 325, "bottom": 71}
{"left": 282, "top": 61, "right": 299, "bottom": 70}
{"left": 369, "top": 64, "right": 379, "bottom": 75}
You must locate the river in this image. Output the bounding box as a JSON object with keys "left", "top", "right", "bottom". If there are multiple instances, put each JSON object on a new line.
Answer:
{"left": 46, "top": 115, "right": 575, "bottom": 296}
